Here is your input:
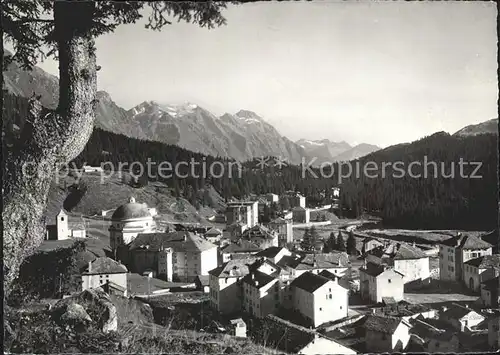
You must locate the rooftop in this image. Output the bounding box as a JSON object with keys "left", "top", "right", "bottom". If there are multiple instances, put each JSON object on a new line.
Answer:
{"left": 82, "top": 257, "right": 128, "bottom": 275}
{"left": 240, "top": 225, "right": 278, "bottom": 241}
{"left": 288, "top": 252, "right": 350, "bottom": 270}
{"left": 290, "top": 271, "right": 334, "bottom": 293}
{"left": 205, "top": 228, "right": 223, "bottom": 237}
{"left": 127, "top": 273, "right": 188, "bottom": 296}
{"left": 359, "top": 262, "right": 404, "bottom": 278}
{"left": 195, "top": 275, "right": 210, "bottom": 287}
{"left": 464, "top": 254, "right": 500, "bottom": 269}
{"left": 111, "top": 197, "right": 152, "bottom": 220}
{"left": 409, "top": 318, "right": 457, "bottom": 342}
{"left": 440, "top": 303, "right": 482, "bottom": 320}
{"left": 129, "top": 231, "right": 216, "bottom": 252}
{"left": 364, "top": 315, "right": 410, "bottom": 334}
{"left": 255, "top": 246, "right": 286, "bottom": 259}
{"left": 366, "top": 243, "right": 427, "bottom": 260}
{"left": 209, "top": 257, "right": 259, "bottom": 278}
{"left": 242, "top": 269, "right": 277, "bottom": 289}
{"left": 220, "top": 240, "right": 262, "bottom": 254}
{"left": 441, "top": 233, "right": 492, "bottom": 250}
{"left": 481, "top": 276, "right": 499, "bottom": 291}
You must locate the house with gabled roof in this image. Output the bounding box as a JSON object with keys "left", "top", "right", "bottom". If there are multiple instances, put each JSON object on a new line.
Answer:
{"left": 463, "top": 254, "right": 500, "bottom": 291}
{"left": 128, "top": 231, "right": 217, "bottom": 282}
{"left": 480, "top": 276, "right": 499, "bottom": 308}
{"left": 289, "top": 271, "right": 349, "bottom": 327}
{"left": 439, "top": 232, "right": 493, "bottom": 283}
{"left": 359, "top": 262, "right": 405, "bottom": 303}
{"left": 81, "top": 257, "right": 128, "bottom": 296}
{"left": 439, "top": 303, "right": 485, "bottom": 331}
{"left": 255, "top": 246, "right": 293, "bottom": 264}
{"left": 241, "top": 269, "right": 281, "bottom": 318}
{"left": 238, "top": 224, "right": 279, "bottom": 249}
{"left": 258, "top": 314, "right": 356, "bottom": 355}
{"left": 220, "top": 239, "right": 262, "bottom": 263}
{"left": 365, "top": 242, "right": 430, "bottom": 284}
{"left": 268, "top": 217, "right": 293, "bottom": 246}
{"left": 364, "top": 315, "right": 412, "bottom": 352}
{"left": 284, "top": 252, "right": 350, "bottom": 278}
{"left": 208, "top": 257, "right": 259, "bottom": 315}
{"left": 408, "top": 317, "right": 460, "bottom": 353}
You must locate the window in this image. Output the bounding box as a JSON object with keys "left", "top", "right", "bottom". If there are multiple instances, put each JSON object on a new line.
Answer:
{"left": 388, "top": 279, "right": 391, "bottom": 283}
{"left": 435, "top": 342, "right": 440, "bottom": 348}
{"left": 329, "top": 295, "right": 332, "bottom": 299}
{"left": 340, "top": 306, "right": 343, "bottom": 309}
{"left": 61, "top": 217, "right": 64, "bottom": 221}
{"left": 319, "top": 307, "right": 322, "bottom": 311}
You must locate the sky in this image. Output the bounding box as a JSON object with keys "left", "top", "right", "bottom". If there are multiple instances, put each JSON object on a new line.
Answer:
{"left": 33, "top": 1, "right": 497, "bottom": 148}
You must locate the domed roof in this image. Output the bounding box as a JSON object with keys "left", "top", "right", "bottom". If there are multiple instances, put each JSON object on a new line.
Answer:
{"left": 111, "top": 197, "right": 152, "bottom": 220}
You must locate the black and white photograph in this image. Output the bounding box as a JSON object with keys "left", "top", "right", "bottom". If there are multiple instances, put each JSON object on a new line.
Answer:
{"left": 2, "top": 0, "right": 499, "bottom": 354}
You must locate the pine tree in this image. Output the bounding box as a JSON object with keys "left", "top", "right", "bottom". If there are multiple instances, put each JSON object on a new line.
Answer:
{"left": 337, "top": 232, "right": 346, "bottom": 252}
{"left": 301, "top": 227, "right": 313, "bottom": 252}
{"left": 346, "top": 231, "right": 357, "bottom": 255}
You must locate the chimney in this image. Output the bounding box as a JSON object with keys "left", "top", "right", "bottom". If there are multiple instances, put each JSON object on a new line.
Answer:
{"left": 252, "top": 273, "right": 255, "bottom": 280}
{"left": 371, "top": 308, "right": 376, "bottom": 314}
{"left": 465, "top": 304, "right": 469, "bottom": 309}
{"left": 441, "top": 306, "right": 448, "bottom": 312}
{"left": 255, "top": 281, "right": 259, "bottom": 287}
{"left": 88, "top": 261, "right": 92, "bottom": 273}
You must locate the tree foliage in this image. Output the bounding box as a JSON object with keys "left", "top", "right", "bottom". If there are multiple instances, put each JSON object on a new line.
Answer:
{"left": 3, "top": 1, "right": 231, "bottom": 70}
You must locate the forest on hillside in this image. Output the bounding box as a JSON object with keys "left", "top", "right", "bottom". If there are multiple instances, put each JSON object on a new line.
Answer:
{"left": 3, "top": 92, "right": 498, "bottom": 230}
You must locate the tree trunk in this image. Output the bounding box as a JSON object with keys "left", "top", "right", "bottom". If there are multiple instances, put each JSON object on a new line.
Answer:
{"left": 3, "top": 1, "right": 97, "bottom": 295}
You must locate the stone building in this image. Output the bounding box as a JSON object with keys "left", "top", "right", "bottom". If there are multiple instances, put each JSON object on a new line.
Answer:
{"left": 439, "top": 233, "right": 493, "bottom": 283}
{"left": 109, "top": 197, "right": 156, "bottom": 258}
{"left": 128, "top": 231, "right": 217, "bottom": 282}
{"left": 359, "top": 262, "right": 405, "bottom": 303}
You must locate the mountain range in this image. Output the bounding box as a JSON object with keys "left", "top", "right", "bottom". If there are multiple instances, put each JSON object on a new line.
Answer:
{"left": 3, "top": 52, "right": 379, "bottom": 164}
{"left": 296, "top": 139, "right": 380, "bottom": 164}
{"left": 3, "top": 51, "right": 498, "bottom": 165}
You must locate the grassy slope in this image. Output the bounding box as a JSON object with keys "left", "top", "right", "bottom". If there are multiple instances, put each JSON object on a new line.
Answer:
{"left": 44, "top": 171, "right": 225, "bottom": 226}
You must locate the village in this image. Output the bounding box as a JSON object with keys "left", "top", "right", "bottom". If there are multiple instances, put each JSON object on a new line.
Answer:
{"left": 42, "top": 177, "right": 500, "bottom": 354}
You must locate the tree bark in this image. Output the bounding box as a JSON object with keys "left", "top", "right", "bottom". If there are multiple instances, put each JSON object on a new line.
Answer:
{"left": 3, "top": 1, "right": 97, "bottom": 294}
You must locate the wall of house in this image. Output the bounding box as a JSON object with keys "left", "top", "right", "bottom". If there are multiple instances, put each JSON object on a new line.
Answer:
{"left": 463, "top": 264, "right": 482, "bottom": 291}
{"left": 459, "top": 248, "right": 493, "bottom": 281}
{"left": 299, "top": 335, "right": 356, "bottom": 355}
{"left": 488, "top": 317, "right": 500, "bottom": 349}
{"left": 158, "top": 249, "right": 173, "bottom": 282}
{"left": 210, "top": 274, "right": 242, "bottom": 314}
{"left": 294, "top": 267, "right": 348, "bottom": 279}
{"left": 395, "top": 257, "right": 430, "bottom": 284}
{"left": 132, "top": 250, "right": 158, "bottom": 274}
{"left": 82, "top": 272, "right": 127, "bottom": 292}
{"left": 427, "top": 335, "right": 459, "bottom": 353}
{"left": 375, "top": 271, "right": 404, "bottom": 303}
{"left": 439, "top": 245, "right": 457, "bottom": 281}
{"left": 459, "top": 312, "right": 486, "bottom": 331}
{"left": 71, "top": 229, "right": 86, "bottom": 238}
{"left": 200, "top": 248, "right": 218, "bottom": 276}
{"left": 109, "top": 217, "right": 155, "bottom": 251}
{"left": 359, "top": 271, "right": 375, "bottom": 302}
{"left": 392, "top": 323, "right": 411, "bottom": 351}
{"left": 259, "top": 280, "right": 280, "bottom": 318}
{"left": 313, "top": 282, "right": 348, "bottom": 327}
{"left": 293, "top": 287, "right": 315, "bottom": 326}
